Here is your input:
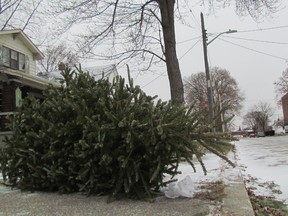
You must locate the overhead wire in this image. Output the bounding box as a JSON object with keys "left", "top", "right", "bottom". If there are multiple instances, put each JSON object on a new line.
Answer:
{"left": 177, "top": 35, "right": 201, "bottom": 44}
{"left": 222, "top": 35, "right": 288, "bottom": 45}
{"left": 141, "top": 0, "right": 203, "bottom": 88}
{"left": 137, "top": 5, "right": 202, "bottom": 87}
{"left": 137, "top": 24, "right": 288, "bottom": 88}
{"left": 179, "top": 38, "right": 201, "bottom": 60}
{"left": 183, "top": 0, "right": 201, "bottom": 29}
{"left": 218, "top": 38, "right": 288, "bottom": 61}
{"left": 236, "top": 25, "right": 288, "bottom": 33}
{"left": 142, "top": 71, "right": 166, "bottom": 88}
{"left": 142, "top": 38, "right": 201, "bottom": 88}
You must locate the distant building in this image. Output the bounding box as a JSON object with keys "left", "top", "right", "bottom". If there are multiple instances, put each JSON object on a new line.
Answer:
{"left": 86, "top": 65, "right": 118, "bottom": 83}
{"left": 281, "top": 92, "right": 288, "bottom": 126}
{"left": 49, "top": 64, "right": 118, "bottom": 83}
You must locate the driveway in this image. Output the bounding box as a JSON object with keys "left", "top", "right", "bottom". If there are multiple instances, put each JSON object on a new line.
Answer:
{"left": 235, "top": 135, "right": 288, "bottom": 204}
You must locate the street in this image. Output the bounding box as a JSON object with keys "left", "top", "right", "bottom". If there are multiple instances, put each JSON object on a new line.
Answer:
{"left": 235, "top": 135, "right": 288, "bottom": 204}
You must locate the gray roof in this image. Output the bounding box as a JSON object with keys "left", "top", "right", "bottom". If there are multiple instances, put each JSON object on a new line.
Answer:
{"left": 85, "top": 65, "right": 117, "bottom": 79}
{"left": 48, "top": 64, "right": 118, "bottom": 82}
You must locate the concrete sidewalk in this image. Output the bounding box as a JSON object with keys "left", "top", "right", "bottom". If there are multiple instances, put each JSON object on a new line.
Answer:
{"left": 0, "top": 165, "right": 254, "bottom": 216}
{"left": 221, "top": 166, "right": 255, "bottom": 215}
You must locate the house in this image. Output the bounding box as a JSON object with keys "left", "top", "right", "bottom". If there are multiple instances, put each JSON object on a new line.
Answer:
{"left": 0, "top": 29, "right": 118, "bottom": 146}
{"left": 0, "top": 29, "right": 59, "bottom": 145}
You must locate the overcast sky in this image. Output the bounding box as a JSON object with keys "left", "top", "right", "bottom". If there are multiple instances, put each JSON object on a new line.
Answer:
{"left": 76, "top": 1, "right": 288, "bottom": 129}
{"left": 115, "top": 1, "right": 288, "bottom": 129}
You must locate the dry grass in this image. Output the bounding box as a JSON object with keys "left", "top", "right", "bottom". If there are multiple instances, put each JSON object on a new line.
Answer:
{"left": 194, "top": 180, "right": 225, "bottom": 201}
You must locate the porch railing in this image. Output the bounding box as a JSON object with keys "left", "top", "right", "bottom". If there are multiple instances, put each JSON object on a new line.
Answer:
{"left": 0, "top": 112, "right": 17, "bottom": 131}
{"left": 0, "top": 112, "right": 16, "bottom": 148}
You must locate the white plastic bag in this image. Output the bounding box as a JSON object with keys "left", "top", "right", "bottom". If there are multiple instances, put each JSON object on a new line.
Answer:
{"left": 177, "top": 175, "right": 194, "bottom": 197}
{"left": 163, "top": 175, "right": 195, "bottom": 198}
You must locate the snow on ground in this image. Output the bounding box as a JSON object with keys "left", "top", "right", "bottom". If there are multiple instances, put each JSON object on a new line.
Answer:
{"left": 3, "top": 135, "right": 286, "bottom": 205}
{"left": 234, "top": 136, "right": 288, "bottom": 205}
{"left": 164, "top": 135, "right": 288, "bottom": 206}
{"left": 161, "top": 152, "right": 235, "bottom": 199}
{"left": 0, "top": 152, "right": 230, "bottom": 199}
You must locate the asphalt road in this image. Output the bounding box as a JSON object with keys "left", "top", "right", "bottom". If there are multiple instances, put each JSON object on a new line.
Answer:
{"left": 235, "top": 135, "right": 288, "bottom": 203}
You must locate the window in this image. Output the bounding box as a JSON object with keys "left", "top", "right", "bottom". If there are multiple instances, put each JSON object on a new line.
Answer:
{"left": 19, "top": 53, "right": 25, "bottom": 70}
{"left": 1, "top": 46, "right": 26, "bottom": 71}
{"left": 2, "top": 46, "right": 9, "bottom": 67}
{"left": 10, "top": 50, "right": 18, "bottom": 69}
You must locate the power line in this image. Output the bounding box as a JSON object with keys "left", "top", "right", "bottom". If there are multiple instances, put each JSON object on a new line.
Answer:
{"left": 143, "top": 39, "right": 201, "bottom": 88}
{"left": 142, "top": 71, "right": 166, "bottom": 88}
{"left": 209, "top": 25, "right": 288, "bottom": 39}
{"left": 184, "top": 0, "right": 201, "bottom": 29}
{"left": 236, "top": 25, "right": 288, "bottom": 33}
{"left": 179, "top": 39, "right": 201, "bottom": 59}
{"left": 222, "top": 35, "right": 288, "bottom": 45}
{"left": 219, "top": 38, "right": 288, "bottom": 61}
{"left": 177, "top": 35, "right": 201, "bottom": 44}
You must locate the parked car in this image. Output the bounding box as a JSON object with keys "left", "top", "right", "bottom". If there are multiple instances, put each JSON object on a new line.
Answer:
{"left": 276, "top": 131, "right": 285, "bottom": 136}
{"left": 257, "top": 131, "right": 265, "bottom": 137}
{"left": 249, "top": 133, "right": 256, "bottom": 138}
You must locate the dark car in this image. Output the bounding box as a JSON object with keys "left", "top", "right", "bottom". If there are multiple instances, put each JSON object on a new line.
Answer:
{"left": 257, "top": 131, "right": 265, "bottom": 137}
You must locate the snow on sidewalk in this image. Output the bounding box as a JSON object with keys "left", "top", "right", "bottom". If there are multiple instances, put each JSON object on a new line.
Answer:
{"left": 162, "top": 151, "right": 238, "bottom": 199}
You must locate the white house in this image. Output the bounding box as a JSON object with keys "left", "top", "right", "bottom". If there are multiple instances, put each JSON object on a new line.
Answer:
{"left": 0, "top": 29, "right": 58, "bottom": 145}
{"left": 0, "top": 29, "right": 118, "bottom": 146}
{"left": 0, "top": 29, "right": 43, "bottom": 76}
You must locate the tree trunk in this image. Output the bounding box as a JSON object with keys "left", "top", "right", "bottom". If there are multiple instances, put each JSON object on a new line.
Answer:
{"left": 158, "top": 0, "right": 184, "bottom": 105}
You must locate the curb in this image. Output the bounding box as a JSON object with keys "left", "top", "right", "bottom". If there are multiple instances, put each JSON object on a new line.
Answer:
{"left": 220, "top": 151, "right": 255, "bottom": 216}
{"left": 222, "top": 168, "right": 255, "bottom": 215}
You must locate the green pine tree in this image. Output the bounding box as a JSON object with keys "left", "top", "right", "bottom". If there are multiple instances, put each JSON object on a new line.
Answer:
{"left": 0, "top": 66, "right": 234, "bottom": 200}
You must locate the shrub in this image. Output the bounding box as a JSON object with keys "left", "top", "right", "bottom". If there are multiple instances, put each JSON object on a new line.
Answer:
{"left": 0, "top": 66, "right": 234, "bottom": 200}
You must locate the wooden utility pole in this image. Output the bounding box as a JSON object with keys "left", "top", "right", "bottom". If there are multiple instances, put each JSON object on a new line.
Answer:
{"left": 200, "top": 12, "right": 214, "bottom": 129}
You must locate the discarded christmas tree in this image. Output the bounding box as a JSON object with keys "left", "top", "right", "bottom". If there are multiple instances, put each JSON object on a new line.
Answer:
{"left": 0, "top": 66, "right": 234, "bottom": 200}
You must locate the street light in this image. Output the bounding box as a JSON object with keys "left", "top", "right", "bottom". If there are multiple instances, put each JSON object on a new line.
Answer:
{"left": 200, "top": 12, "right": 237, "bottom": 131}
{"left": 207, "top": 29, "right": 237, "bottom": 46}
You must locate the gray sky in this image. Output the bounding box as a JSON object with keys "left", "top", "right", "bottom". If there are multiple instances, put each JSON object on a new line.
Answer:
{"left": 60, "top": 1, "right": 288, "bottom": 129}
{"left": 2, "top": 0, "right": 285, "bottom": 129}
{"left": 116, "top": 1, "right": 288, "bottom": 129}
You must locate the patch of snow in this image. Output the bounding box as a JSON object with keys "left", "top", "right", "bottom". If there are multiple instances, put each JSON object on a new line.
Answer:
{"left": 162, "top": 153, "right": 229, "bottom": 198}
{"left": 235, "top": 136, "right": 288, "bottom": 205}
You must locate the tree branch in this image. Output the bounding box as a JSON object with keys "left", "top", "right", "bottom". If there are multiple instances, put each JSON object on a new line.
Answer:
{"left": 1, "top": 0, "right": 22, "bottom": 30}
{"left": 22, "top": 0, "right": 42, "bottom": 31}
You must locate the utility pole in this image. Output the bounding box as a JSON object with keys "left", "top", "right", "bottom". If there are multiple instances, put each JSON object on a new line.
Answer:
{"left": 200, "top": 12, "right": 214, "bottom": 129}
{"left": 200, "top": 13, "right": 237, "bottom": 132}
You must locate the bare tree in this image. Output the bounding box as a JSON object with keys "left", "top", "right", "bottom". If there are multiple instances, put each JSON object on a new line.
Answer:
{"left": 37, "top": 43, "right": 79, "bottom": 79}
{"left": 44, "top": 0, "right": 279, "bottom": 105}
{"left": 243, "top": 101, "right": 274, "bottom": 132}
{"left": 274, "top": 117, "right": 284, "bottom": 127}
{"left": 0, "top": 0, "right": 278, "bottom": 103}
{"left": 274, "top": 68, "right": 288, "bottom": 104}
{"left": 0, "top": 0, "right": 44, "bottom": 32}
{"left": 243, "top": 111, "right": 259, "bottom": 132}
{"left": 184, "top": 67, "right": 244, "bottom": 130}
